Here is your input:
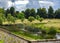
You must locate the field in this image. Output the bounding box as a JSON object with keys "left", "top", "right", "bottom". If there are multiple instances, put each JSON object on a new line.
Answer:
{"left": 2, "top": 19, "right": 60, "bottom": 33}
{"left": 1, "top": 19, "right": 60, "bottom": 40}
{"left": 43, "top": 19, "right": 60, "bottom": 28}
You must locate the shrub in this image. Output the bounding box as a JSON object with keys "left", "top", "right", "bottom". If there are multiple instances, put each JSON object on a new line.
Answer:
{"left": 39, "top": 18, "right": 43, "bottom": 22}
{"left": 48, "top": 27, "right": 57, "bottom": 35}
{"left": 28, "top": 16, "right": 35, "bottom": 22}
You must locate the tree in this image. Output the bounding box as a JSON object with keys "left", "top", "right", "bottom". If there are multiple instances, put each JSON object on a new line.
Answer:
{"left": 0, "top": 8, "right": 5, "bottom": 14}
{"left": 25, "top": 9, "right": 30, "bottom": 19}
{"left": 55, "top": 9, "right": 60, "bottom": 18}
{"left": 48, "top": 6, "right": 54, "bottom": 18}
{"left": 15, "top": 11, "right": 19, "bottom": 17}
{"left": 0, "top": 13, "right": 6, "bottom": 25}
{"left": 7, "top": 14, "right": 12, "bottom": 22}
{"left": 28, "top": 16, "right": 35, "bottom": 22}
{"left": 10, "top": 16, "right": 15, "bottom": 24}
{"left": 10, "top": 7, "right": 15, "bottom": 16}
{"left": 5, "top": 9, "right": 10, "bottom": 17}
{"left": 17, "top": 13, "right": 25, "bottom": 22}
{"left": 17, "top": 13, "right": 25, "bottom": 19}
{"left": 37, "top": 8, "right": 47, "bottom": 18}
{"left": 30, "top": 8, "right": 36, "bottom": 18}
{"left": 7, "top": 14, "right": 15, "bottom": 24}
{"left": 0, "top": 17, "right": 3, "bottom": 25}
{"left": 0, "top": 13, "right": 6, "bottom": 22}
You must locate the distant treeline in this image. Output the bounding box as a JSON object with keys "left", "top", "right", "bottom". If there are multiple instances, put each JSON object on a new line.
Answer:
{"left": 0, "top": 6, "right": 60, "bottom": 19}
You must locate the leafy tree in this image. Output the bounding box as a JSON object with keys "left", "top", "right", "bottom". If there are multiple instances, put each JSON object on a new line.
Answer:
{"left": 21, "top": 11, "right": 25, "bottom": 14}
{"left": 10, "top": 16, "right": 15, "bottom": 23}
{"left": 7, "top": 14, "right": 11, "bottom": 22}
{"left": 25, "top": 9, "right": 30, "bottom": 19}
{"left": 7, "top": 14, "right": 15, "bottom": 24}
{"left": 15, "top": 11, "right": 19, "bottom": 17}
{"left": 37, "top": 8, "right": 47, "bottom": 18}
{"left": 17, "top": 13, "right": 25, "bottom": 22}
{"left": 48, "top": 6, "right": 54, "bottom": 18}
{"left": 30, "top": 8, "right": 36, "bottom": 18}
{"left": 0, "top": 13, "right": 6, "bottom": 22}
{"left": 28, "top": 16, "right": 35, "bottom": 22}
{"left": 0, "top": 13, "right": 6, "bottom": 25}
{"left": 17, "top": 13, "right": 25, "bottom": 19}
{"left": 55, "top": 9, "right": 60, "bottom": 18}
{"left": 5, "top": 9, "right": 10, "bottom": 17}
{"left": 0, "top": 17, "right": 3, "bottom": 25}
{"left": 10, "top": 7, "right": 15, "bottom": 16}
{"left": 0, "top": 8, "right": 5, "bottom": 14}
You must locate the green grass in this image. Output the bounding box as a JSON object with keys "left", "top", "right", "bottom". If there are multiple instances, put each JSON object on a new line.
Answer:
{"left": 0, "top": 40, "right": 4, "bottom": 43}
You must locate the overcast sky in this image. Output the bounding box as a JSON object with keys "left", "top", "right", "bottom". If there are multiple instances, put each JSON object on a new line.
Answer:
{"left": 0, "top": 0, "right": 60, "bottom": 11}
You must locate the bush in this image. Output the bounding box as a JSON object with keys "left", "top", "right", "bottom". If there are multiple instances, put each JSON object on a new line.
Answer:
{"left": 36, "top": 15, "right": 40, "bottom": 20}
{"left": 28, "top": 16, "right": 35, "bottom": 22}
{"left": 0, "top": 18, "right": 3, "bottom": 25}
{"left": 48, "top": 27, "right": 57, "bottom": 35}
{"left": 25, "top": 26, "right": 40, "bottom": 33}
{"left": 39, "top": 18, "right": 43, "bottom": 22}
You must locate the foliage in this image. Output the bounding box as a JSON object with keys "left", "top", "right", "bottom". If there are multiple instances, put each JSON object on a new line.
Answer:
{"left": 0, "top": 18, "right": 3, "bottom": 25}
{"left": 0, "top": 8, "right": 5, "bottom": 14}
{"left": 25, "top": 8, "right": 31, "bottom": 19}
{"left": 39, "top": 18, "right": 43, "bottom": 22}
{"left": 25, "top": 26, "right": 40, "bottom": 33}
{"left": 0, "top": 13, "right": 6, "bottom": 25}
{"left": 55, "top": 9, "right": 60, "bottom": 18}
{"left": 48, "top": 6, "right": 54, "bottom": 18}
{"left": 48, "top": 27, "right": 57, "bottom": 35}
{"left": 28, "top": 16, "right": 35, "bottom": 22}
{"left": 7, "top": 14, "right": 15, "bottom": 23}
{"left": 17, "top": 13, "right": 25, "bottom": 19}
{"left": 10, "top": 7, "right": 15, "bottom": 16}
{"left": 37, "top": 8, "right": 47, "bottom": 18}
{"left": 30, "top": 8, "right": 36, "bottom": 18}
{"left": 36, "top": 15, "right": 40, "bottom": 20}
{"left": 16, "top": 13, "right": 25, "bottom": 22}
{"left": 5, "top": 9, "right": 10, "bottom": 17}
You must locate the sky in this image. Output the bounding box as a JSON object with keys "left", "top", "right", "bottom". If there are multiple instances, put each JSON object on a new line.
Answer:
{"left": 0, "top": 0, "right": 60, "bottom": 11}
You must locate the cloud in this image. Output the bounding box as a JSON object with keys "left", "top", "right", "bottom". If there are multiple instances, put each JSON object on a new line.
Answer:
{"left": 0, "top": 0, "right": 60, "bottom": 11}
{"left": 15, "top": 1, "right": 29, "bottom": 4}
{"left": 39, "top": 1, "right": 54, "bottom": 6}
{"left": 8, "top": 1, "right": 12, "bottom": 7}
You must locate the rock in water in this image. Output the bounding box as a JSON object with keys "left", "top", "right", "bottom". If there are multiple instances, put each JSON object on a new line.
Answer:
{"left": 26, "top": 0, "right": 40, "bottom": 9}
